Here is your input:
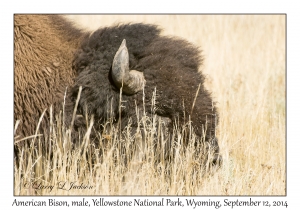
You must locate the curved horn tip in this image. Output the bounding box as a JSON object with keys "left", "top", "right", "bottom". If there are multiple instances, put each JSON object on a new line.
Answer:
{"left": 121, "top": 39, "right": 126, "bottom": 47}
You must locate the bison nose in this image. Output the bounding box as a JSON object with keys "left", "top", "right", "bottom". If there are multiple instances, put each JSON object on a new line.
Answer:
{"left": 212, "top": 154, "right": 222, "bottom": 166}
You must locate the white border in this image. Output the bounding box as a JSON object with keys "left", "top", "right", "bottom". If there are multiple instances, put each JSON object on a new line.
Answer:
{"left": 1, "top": 0, "right": 298, "bottom": 209}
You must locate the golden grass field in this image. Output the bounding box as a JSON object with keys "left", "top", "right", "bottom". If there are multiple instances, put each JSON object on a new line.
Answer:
{"left": 14, "top": 15, "right": 285, "bottom": 195}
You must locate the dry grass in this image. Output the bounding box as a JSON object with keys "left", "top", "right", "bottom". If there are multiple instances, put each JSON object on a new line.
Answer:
{"left": 14, "top": 15, "right": 285, "bottom": 195}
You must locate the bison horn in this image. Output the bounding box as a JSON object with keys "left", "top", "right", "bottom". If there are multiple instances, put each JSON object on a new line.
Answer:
{"left": 112, "top": 39, "right": 145, "bottom": 95}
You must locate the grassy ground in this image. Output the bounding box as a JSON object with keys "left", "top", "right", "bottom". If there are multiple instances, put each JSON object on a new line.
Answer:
{"left": 14, "top": 15, "right": 285, "bottom": 195}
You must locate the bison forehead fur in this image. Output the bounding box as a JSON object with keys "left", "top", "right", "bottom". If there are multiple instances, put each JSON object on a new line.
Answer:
{"left": 14, "top": 15, "right": 221, "bottom": 163}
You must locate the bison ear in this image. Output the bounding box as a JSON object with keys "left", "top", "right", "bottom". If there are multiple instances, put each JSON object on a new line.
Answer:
{"left": 112, "top": 39, "right": 145, "bottom": 95}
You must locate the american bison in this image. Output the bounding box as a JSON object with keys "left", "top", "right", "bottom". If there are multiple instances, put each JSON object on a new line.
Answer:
{"left": 14, "top": 15, "right": 221, "bottom": 165}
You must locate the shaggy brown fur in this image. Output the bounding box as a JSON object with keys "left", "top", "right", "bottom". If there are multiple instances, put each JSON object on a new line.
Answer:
{"left": 14, "top": 15, "right": 86, "bottom": 137}
{"left": 14, "top": 15, "right": 221, "bottom": 164}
